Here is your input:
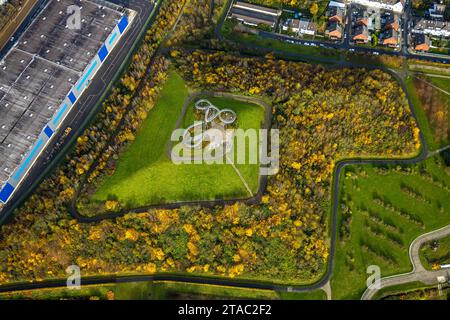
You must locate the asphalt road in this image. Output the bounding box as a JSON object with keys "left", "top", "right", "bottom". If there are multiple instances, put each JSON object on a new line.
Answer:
{"left": 257, "top": 30, "right": 450, "bottom": 64}
{"left": 0, "top": 0, "right": 161, "bottom": 225}
{"left": 361, "top": 224, "right": 450, "bottom": 300}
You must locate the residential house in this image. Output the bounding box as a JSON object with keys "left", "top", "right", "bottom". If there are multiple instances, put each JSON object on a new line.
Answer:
{"left": 298, "top": 18, "right": 317, "bottom": 35}
{"left": 326, "top": 20, "right": 344, "bottom": 39}
{"left": 353, "top": 24, "right": 369, "bottom": 42}
{"left": 382, "top": 12, "right": 400, "bottom": 32}
{"left": 414, "top": 33, "right": 431, "bottom": 51}
{"left": 381, "top": 28, "right": 399, "bottom": 46}
{"left": 354, "top": 5, "right": 369, "bottom": 26}
{"left": 327, "top": 6, "right": 345, "bottom": 24}
{"left": 282, "top": 19, "right": 301, "bottom": 33}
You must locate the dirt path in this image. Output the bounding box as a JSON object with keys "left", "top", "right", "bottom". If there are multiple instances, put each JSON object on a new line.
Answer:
{"left": 424, "top": 73, "right": 450, "bottom": 79}
{"left": 414, "top": 76, "right": 450, "bottom": 97}
{"left": 321, "top": 280, "right": 332, "bottom": 300}
{"left": 427, "top": 144, "right": 450, "bottom": 159}
{"left": 226, "top": 154, "right": 254, "bottom": 197}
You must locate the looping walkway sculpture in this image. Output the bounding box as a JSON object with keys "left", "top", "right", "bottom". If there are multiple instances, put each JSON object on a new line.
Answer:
{"left": 195, "top": 99, "right": 237, "bottom": 125}
{"left": 181, "top": 99, "right": 237, "bottom": 149}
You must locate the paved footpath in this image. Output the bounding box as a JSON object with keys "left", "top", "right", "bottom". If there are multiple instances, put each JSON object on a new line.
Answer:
{"left": 362, "top": 224, "right": 450, "bottom": 300}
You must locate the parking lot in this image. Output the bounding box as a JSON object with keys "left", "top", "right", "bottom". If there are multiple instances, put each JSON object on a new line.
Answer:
{"left": 0, "top": 0, "right": 124, "bottom": 188}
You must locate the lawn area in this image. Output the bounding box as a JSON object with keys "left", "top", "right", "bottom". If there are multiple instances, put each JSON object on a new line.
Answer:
{"left": 115, "top": 281, "right": 279, "bottom": 300}
{"left": 278, "top": 290, "right": 327, "bottom": 300}
{"left": 404, "top": 76, "right": 441, "bottom": 151}
{"left": 408, "top": 64, "right": 450, "bottom": 76}
{"left": 427, "top": 76, "right": 450, "bottom": 93}
{"left": 430, "top": 47, "right": 450, "bottom": 55}
{"left": 373, "top": 282, "right": 449, "bottom": 300}
{"left": 0, "top": 281, "right": 328, "bottom": 300}
{"left": 87, "top": 70, "right": 265, "bottom": 210}
{"left": 0, "top": 282, "right": 276, "bottom": 300}
{"left": 430, "top": 39, "right": 450, "bottom": 55}
{"left": 181, "top": 95, "right": 264, "bottom": 193}
{"left": 420, "top": 235, "right": 450, "bottom": 270}
{"left": 331, "top": 156, "right": 450, "bottom": 299}
{"left": 427, "top": 76, "right": 450, "bottom": 148}
{"left": 115, "top": 281, "right": 327, "bottom": 300}
{"left": 0, "top": 285, "right": 114, "bottom": 300}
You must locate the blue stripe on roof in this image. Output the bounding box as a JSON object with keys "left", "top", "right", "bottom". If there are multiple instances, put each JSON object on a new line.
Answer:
{"left": 14, "top": 139, "right": 43, "bottom": 180}
{"left": 43, "top": 125, "right": 54, "bottom": 138}
{"left": 68, "top": 92, "right": 76, "bottom": 104}
{"left": 108, "top": 31, "right": 118, "bottom": 45}
{"left": 0, "top": 182, "right": 14, "bottom": 203}
{"left": 53, "top": 103, "right": 68, "bottom": 125}
{"left": 98, "top": 44, "right": 109, "bottom": 62}
{"left": 77, "top": 60, "right": 98, "bottom": 91}
{"left": 118, "top": 15, "right": 128, "bottom": 34}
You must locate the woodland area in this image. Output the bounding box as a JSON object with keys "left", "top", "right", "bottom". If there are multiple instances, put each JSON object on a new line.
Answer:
{"left": 166, "top": 0, "right": 226, "bottom": 46}
{"left": 0, "top": 0, "right": 421, "bottom": 285}
{"left": 0, "top": 0, "right": 23, "bottom": 30}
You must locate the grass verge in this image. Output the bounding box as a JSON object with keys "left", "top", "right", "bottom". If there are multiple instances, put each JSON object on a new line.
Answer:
{"left": 331, "top": 157, "right": 450, "bottom": 299}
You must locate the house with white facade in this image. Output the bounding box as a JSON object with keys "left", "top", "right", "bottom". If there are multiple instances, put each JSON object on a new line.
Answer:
{"left": 282, "top": 18, "right": 301, "bottom": 33}
{"left": 298, "top": 18, "right": 316, "bottom": 35}
{"left": 348, "top": 0, "right": 404, "bottom": 14}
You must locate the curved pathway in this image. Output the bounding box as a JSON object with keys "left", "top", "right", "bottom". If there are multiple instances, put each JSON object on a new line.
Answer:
{"left": 427, "top": 144, "right": 450, "bottom": 159}
{"left": 362, "top": 224, "right": 450, "bottom": 300}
